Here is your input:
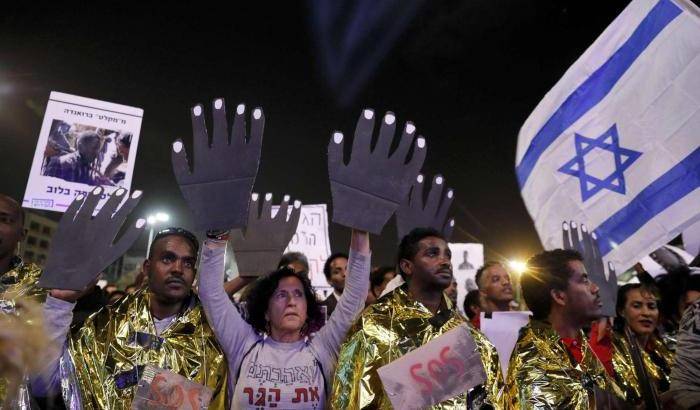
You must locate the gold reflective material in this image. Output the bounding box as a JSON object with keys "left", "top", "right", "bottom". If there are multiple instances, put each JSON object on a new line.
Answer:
{"left": 0, "top": 260, "right": 46, "bottom": 407}
{"left": 610, "top": 331, "right": 674, "bottom": 404}
{"left": 66, "top": 289, "right": 228, "bottom": 409}
{"left": 330, "top": 285, "right": 504, "bottom": 409}
{"left": 0, "top": 260, "right": 46, "bottom": 306}
{"left": 505, "top": 320, "right": 624, "bottom": 409}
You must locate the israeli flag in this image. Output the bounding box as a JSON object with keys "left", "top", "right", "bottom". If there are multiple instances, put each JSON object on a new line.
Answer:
{"left": 517, "top": 0, "right": 700, "bottom": 271}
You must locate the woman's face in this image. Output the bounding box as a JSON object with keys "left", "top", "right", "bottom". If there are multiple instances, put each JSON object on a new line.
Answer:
{"left": 621, "top": 288, "right": 659, "bottom": 337}
{"left": 266, "top": 276, "right": 308, "bottom": 336}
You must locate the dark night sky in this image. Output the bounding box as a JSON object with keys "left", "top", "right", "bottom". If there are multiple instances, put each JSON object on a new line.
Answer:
{"left": 0, "top": 1, "right": 633, "bottom": 266}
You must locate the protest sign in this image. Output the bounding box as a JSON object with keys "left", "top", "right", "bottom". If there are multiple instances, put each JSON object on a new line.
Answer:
{"left": 23, "top": 91, "right": 143, "bottom": 213}
{"left": 480, "top": 311, "right": 531, "bottom": 380}
{"left": 273, "top": 204, "right": 332, "bottom": 294}
{"left": 377, "top": 324, "right": 485, "bottom": 409}
{"left": 449, "top": 243, "right": 483, "bottom": 314}
{"left": 132, "top": 365, "right": 212, "bottom": 409}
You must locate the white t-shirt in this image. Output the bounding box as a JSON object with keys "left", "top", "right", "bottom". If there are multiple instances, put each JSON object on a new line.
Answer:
{"left": 233, "top": 338, "right": 324, "bottom": 409}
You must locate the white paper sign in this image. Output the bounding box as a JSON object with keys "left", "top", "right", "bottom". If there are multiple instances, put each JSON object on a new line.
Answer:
{"left": 23, "top": 91, "right": 143, "bottom": 213}
{"left": 377, "top": 325, "right": 486, "bottom": 409}
{"left": 449, "top": 243, "right": 484, "bottom": 314}
{"left": 480, "top": 311, "right": 531, "bottom": 380}
{"left": 273, "top": 204, "right": 332, "bottom": 293}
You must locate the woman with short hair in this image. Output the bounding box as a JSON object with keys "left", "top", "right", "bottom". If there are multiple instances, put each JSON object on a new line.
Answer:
{"left": 198, "top": 230, "right": 370, "bottom": 409}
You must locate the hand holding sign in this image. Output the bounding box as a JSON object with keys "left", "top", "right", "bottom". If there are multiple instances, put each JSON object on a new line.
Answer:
{"left": 563, "top": 221, "right": 618, "bottom": 317}
{"left": 328, "top": 109, "right": 426, "bottom": 234}
{"left": 39, "top": 187, "right": 145, "bottom": 290}
{"left": 395, "top": 173, "right": 455, "bottom": 242}
{"left": 377, "top": 325, "right": 485, "bottom": 409}
{"left": 231, "top": 193, "right": 301, "bottom": 277}
{"left": 172, "top": 99, "right": 263, "bottom": 232}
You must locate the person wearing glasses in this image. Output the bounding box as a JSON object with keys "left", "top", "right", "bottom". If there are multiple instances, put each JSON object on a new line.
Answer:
{"left": 38, "top": 227, "right": 229, "bottom": 409}
{"left": 198, "top": 228, "right": 370, "bottom": 409}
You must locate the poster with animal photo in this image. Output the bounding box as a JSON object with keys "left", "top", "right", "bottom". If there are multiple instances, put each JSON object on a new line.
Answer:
{"left": 23, "top": 91, "right": 143, "bottom": 213}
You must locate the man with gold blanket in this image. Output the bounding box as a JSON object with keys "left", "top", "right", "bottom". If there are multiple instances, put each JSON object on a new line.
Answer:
{"left": 505, "top": 249, "right": 624, "bottom": 409}
{"left": 330, "top": 227, "right": 504, "bottom": 409}
{"left": 35, "top": 189, "right": 228, "bottom": 409}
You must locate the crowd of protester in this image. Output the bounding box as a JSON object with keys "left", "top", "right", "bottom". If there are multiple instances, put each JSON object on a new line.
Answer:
{"left": 1, "top": 101, "right": 699, "bottom": 410}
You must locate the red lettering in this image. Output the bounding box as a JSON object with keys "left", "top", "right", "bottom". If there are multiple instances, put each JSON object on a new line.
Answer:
{"left": 243, "top": 387, "right": 254, "bottom": 404}
{"left": 187, "top": 387, "right": 202, "bottom": 409}
{"left": 427, "top": 359, "right": 445, "bottom": 383}
{"left": 255, "top": 387, "right": 266, "bottom": 406}
{"left": 440, "top": 346, "right": 465, "bottom": 375}
{"left": 410, "top": 363, "right": 433, "bottom": 394}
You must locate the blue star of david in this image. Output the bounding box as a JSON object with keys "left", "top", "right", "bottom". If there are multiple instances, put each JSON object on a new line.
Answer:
{"left": 558, "top": 124, "right": 642, "bottom": 202}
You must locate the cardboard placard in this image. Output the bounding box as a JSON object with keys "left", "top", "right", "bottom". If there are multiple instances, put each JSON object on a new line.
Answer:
{"left": 23, "top": 91, "right": 142, "bottom": 213}
{"left": 479, "top": 311, "right": 531, "bottom": 380}
{"left": 377, "top": 325, "right": 485, "bottom": 409}
{"left": 132, "top": 366, "right": 212, "bottom": 410}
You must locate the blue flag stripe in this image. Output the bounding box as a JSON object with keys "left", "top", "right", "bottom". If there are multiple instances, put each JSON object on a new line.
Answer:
{"left": 595, "top": 147, "right": 700, "bottom": 256}
{"left": 516, "top": 0, "right": 681, "bottom": 188}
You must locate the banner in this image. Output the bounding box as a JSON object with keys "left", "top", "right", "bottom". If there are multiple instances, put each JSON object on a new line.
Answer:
{"left": 516, "top": 0, "right": 700, "bottom": 271}
{"left": 274, "top": 204, "right": 332, "bottom": 293}
{"left": 23, "top": 92, "right": 143, "bottom": 213}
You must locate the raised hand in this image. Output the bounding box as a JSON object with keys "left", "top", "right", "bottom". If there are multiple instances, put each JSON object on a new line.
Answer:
{"left": 39, "top": 187, "right": 145, "bottom": 291}
{"left": 395, "top": 173, "right": 455, "bottom": 242}
{"left": 231, "top": 193, "right": 301, "bottom": 277}
{"left": 563, "top": 221, "right": 618, "bottom": 317}
{"left": 172, "top": 98, "right": 264, "bottom": 232}
{"left": 328, "top": 109, "right": 426, "bottom": 234}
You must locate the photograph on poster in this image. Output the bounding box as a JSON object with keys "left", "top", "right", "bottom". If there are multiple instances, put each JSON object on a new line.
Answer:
{"left": 41, "top": 119, "right": 132, "bottom": 187}
{"left": 23, "top": 91, "right": 143, "bottom": 213}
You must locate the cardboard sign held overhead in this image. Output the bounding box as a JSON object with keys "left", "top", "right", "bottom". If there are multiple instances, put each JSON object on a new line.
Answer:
{"left": 23, "top": 92, "right": 143, "bottom": 213}
{"left": 38, "top": 187, "right": 145, "bottom": 290}
{"left": 231, "top": 193, "right": 301, "bottom": 277}
{"left": 172, "top": 98, "right": 263, "bottom": 232}
{"left": 328, "top": 109, "right": 426, "bottom": 234}
{"left": 396, "top": 173, "right": 455, "bottom": 242}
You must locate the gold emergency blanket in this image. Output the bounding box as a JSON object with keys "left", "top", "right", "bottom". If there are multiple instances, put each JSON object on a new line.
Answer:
{"left": 610, "top": 331, "right": 674, "bottom": 404}
{"left": 66, "top": 289, "right": 228, "bottom": 409}
{"left": 505, "top": 320, "right": 624, "bottom": 409}
{"left": 0, "top": 260, "right": 46, "bottom": 408}
{"left": 330, "top": 285, "right": 503, "bottom": 409}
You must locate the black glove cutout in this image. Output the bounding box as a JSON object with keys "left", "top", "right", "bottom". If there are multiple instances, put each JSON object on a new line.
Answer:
{"left": 172, "top": 98, "right": 263, "bottom": 232}
{"left": 39, "top": 187, "right": 145, "bottom": 290}
{"left": 328, "top": 109, "right": 426, "bottom": 234}
{"left": 395, "top": 173, "right": 455, "bottom": 242}
{"left": 231, "top": 193, "right": 301, "bottom": 277}
{"left": 562, "top": 221, "right": 618, "bottom": 317}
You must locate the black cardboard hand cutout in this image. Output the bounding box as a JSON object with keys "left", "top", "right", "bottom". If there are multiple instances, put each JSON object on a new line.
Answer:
{"left": 395, "top": 173, "right": 455, "bottom": 242}
{"left": 39, "top": 187, "right": 145, "bottom": 291}
{"left": 328, "top": 109, "right": 426, "bottom": 234}
{"left": 231, "top": 193, "right": 301, "bottom": 277}
{"left": 172, "top": 98, "right": 263, "bottom": 232}
{"left": 562, "top": 221, "right": 618, "bottom": 317}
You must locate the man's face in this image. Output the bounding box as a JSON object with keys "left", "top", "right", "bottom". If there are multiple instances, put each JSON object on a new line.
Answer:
{"left": 561, "top": 260, "right": 602, "bottom": 323}
{"left": 479, "top": 264, "right": 514, "bottom": 306}
{"left": 78, "top": 137, "right": 101, "bottom": 162}
{"left": 144, "top": 236, "right": 196, "bottom": 303}
{"left": 0, "top": 197, "right": 24, "bottom": 261}
{"left": 328, "top": 257, "right": 347, "bottom": 293}
{"left": 402, "top": 236, "right": 453, "bottom": 290}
